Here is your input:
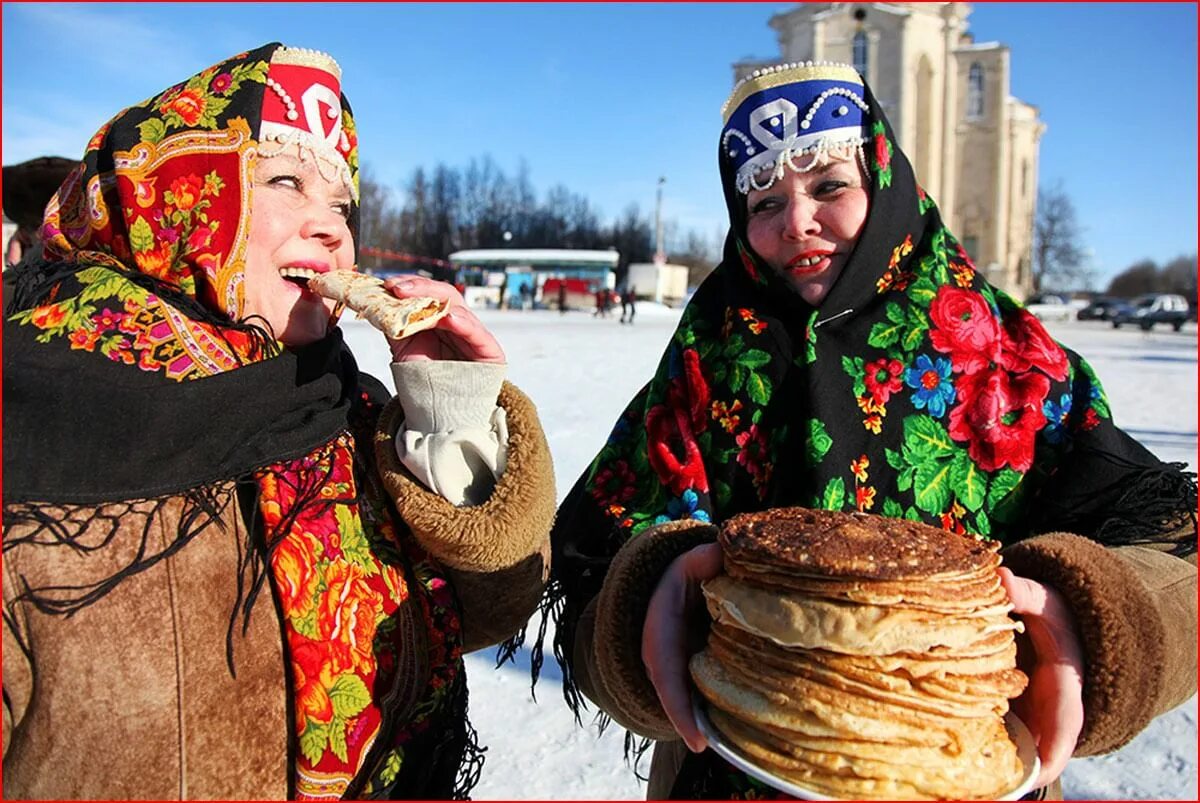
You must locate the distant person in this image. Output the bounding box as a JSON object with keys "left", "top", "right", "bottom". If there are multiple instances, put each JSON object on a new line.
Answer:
{"left": 558, "top": 280, "right": 568, "bottom": 314}
{"left": 594, "top": 288, "right": 609, "bottom": 318}
{"left": 518, "top": 61, "right": 1196, "bottom": 800}
{"left": 619, "top": 283, "right": 636, "bottom": 324}
{"left": 520, "top": 282, "right": 534, "bottom": 311}
{"left": 3, "top": 42, "right": 555, "bottom": 799}
{"left": 5, "top": 225, "right": 35, "bottom": 269}
{"left": 2, "top": 156, "right": 77, "bottom": 269}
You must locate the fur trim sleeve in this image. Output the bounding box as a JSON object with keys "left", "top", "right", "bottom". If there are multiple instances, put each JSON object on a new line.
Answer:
{"left": 1001, "top": 533, "right": 1195, "bottom": 756}
{"left": 375, "top": 380, "right": 555, "bottom": 573}
{"left": 583, "top": 519, "right": 718, "bottom": 741}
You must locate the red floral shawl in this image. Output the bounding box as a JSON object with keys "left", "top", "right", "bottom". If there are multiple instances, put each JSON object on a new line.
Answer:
{"left": 533, "top": 69, "right": 1195, "bottom": 799}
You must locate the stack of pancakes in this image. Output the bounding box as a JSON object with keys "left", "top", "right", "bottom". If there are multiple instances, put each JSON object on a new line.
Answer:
{"left": 689, "top": 507, "right": 1029, "bottom": 800}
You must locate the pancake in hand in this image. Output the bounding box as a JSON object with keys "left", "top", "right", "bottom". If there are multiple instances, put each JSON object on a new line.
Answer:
{"left": 309, "top": 270, "right": 449, "bottom": 339}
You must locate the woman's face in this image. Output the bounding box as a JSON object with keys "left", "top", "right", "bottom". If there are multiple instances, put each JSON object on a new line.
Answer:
{"left": 243, "top": 144, "right": 355, "bottom": 345}
{"left": 744, "top": 152, "right": 869, "bottom": 306}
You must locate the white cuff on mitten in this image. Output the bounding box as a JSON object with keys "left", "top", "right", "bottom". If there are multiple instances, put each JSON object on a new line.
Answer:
{"left": 390, "top": 360, "right": 508, "bottom": 507}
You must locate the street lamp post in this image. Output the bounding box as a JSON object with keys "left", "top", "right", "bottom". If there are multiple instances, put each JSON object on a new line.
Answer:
{"left": 654, "top": 176, "right": 666, "bottom": 265}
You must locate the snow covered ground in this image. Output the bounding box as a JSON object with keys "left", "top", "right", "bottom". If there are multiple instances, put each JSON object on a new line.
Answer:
{"left": 344, "top": 304, "right": 1197, "bottom": 800}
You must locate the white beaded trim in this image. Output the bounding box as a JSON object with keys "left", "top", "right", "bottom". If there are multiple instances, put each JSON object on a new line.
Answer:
{"left": 798, "top": 87, "right": 870, "bottom": 130}
{"left": 736, "top": 139, "right": 868, "bottom": 195}
{"left": 264, "top": 77, "right": 300, "bottom": 122}
{"left": 271, "top": 46, "right": 343, "bottom": 79}
{"left": 257, "top": 132, "right": 358, "bottom": 202}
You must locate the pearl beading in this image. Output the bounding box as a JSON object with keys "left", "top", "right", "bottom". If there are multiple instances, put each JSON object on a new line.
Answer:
{"left": 257, "top": 132, "right": 358, "bottom": 202}
{"left": 723, "top": 128, "right": 756, "bottom": 158}
{"left": 799, "top": 88, "right": 870, "bottom": 130}
{"left": 273, "top": 46, "right": 343, "bottom": 79}
{"left": 735, "top": 139, "right": 867, "bottom": 194}
{"left": 265, "top": 77, "right": 300, "bottom": 122}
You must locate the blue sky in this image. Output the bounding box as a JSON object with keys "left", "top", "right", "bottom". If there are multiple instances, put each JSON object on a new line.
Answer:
{"left": 2, "top": 2, "right": 1195, "bottom": 287}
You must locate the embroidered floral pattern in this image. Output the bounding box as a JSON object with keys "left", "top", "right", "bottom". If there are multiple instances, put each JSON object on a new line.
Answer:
{"left": 871, "top": 120, "right": 893, "bottom": 188}
{"left": 8, "top": 267, "right": 255, "bottom": 380}
{"left": 261, "top": 429, "right": 465, "bottom": 799}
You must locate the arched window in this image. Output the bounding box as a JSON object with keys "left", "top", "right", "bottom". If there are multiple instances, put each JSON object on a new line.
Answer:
{"left": 853, "top": 31, "right": 868, "bottom": 76}
{"left": 967, "top": 62, "right": 984, "bottom": 120}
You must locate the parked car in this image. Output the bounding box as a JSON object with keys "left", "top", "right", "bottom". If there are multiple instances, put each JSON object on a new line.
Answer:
{"left": 1076, "top": 296, "right": 1123, "bottom": 321}
{"left": 1111, "top": 293, "right": 1191, "bottom": 331}
{"left": 1023, "top": 293, "right": 1073, "bottom": 322}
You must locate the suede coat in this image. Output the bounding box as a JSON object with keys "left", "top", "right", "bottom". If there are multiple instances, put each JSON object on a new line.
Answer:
{"left": 2, "top": 42, "right": 555, "bottom": 800}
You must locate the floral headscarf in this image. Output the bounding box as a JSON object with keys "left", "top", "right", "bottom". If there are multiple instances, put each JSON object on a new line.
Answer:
{"left": 537, "top": 62, "right": 1194, "bottom": 798}
{"left": 16, "top": 42, "right": 359, "bottom": 377}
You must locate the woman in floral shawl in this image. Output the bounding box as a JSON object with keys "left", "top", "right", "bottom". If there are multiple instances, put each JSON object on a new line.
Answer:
{"left": 521, "top": 63, "right": 1196, "bottom": 799}
{"left": 3, "top": 43, "right": 555, "bottom": 799}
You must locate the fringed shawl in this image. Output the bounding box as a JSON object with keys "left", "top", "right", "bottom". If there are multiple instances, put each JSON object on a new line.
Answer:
{"left": 2, "top": 42, "right": 481, "bottom": 800}
{"left": 524, "top": 69, "right": 1196, "bottom": 798}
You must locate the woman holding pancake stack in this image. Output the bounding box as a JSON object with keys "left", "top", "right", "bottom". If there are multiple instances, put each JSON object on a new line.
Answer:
{"left": 524, "top": 62, "right": 1197, "bottom": 799}
{"left": 2, "top": 43, "right": 555, "bottom": 799}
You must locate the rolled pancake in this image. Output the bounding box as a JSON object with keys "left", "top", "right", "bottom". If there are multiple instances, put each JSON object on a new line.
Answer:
{"left": 309, "top": 270, "right": 449, "bottom": 339}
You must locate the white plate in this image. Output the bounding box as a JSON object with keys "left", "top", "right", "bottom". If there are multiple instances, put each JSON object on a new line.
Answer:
{"left": 692, "top": 699, "right": 1040, "bottom": 801}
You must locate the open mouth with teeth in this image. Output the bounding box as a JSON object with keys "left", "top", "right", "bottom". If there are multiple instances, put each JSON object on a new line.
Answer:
{"left": 787, "top": 253, "right": 832, "bottom": 271}
{"left": 279, "top": 267, "right": 324, "bottom": 290}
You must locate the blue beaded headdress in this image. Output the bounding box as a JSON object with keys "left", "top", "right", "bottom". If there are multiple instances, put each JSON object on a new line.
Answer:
{"left": 721, "top": 62, "right": 869, "bottom": 194}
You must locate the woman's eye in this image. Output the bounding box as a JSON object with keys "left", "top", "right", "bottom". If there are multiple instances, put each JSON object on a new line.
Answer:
{"left": 749, "top": 197, "right": 780, "bottom": 215}
{"left": 267, "top": 174, "right": 301, "bottom": 191}
{"left": 814, "top": 180, "right": 848, "bottom": 197}
{"left": 332, "top": 202, "right": 352, "bottom": 220}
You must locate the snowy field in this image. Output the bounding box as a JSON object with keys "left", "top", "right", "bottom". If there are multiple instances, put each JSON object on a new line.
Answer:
{"left": 344, "top": 305, "right": 1198, "bottom": 801}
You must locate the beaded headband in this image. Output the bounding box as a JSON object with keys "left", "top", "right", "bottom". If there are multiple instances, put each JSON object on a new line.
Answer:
{"left": 721, "top": 62, "right": 869, "bottom": 194}
{"left": 259, "top": 46, "right": 358, "bottom": 201}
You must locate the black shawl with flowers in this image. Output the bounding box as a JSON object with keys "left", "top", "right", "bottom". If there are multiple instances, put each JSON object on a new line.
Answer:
{"left": 528, "top": 75, "right": 1196, "bottom": 798}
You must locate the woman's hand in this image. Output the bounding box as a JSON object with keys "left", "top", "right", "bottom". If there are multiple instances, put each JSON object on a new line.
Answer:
{"left": 641, "top": 542, "right": 724, "bottom": 753}
{"left": 998, "top": 567, "right": 1085, "bottom": 790}
{"left": 382, "top": 276, "right": 505, "bottom": 363}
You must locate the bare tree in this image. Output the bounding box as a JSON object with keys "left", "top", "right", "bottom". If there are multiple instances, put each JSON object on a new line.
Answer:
{"left": 1106, "top": 259, "right": 1160, "bottom": 298}
{"left": 671, "top": 229, "right": 722, "bottom": 287}
{"left": 1033, "top": 181, "right": 1087, "bottom": 293}
{"left": 1161, "top": 254, "right": 1198, "bottom": 299}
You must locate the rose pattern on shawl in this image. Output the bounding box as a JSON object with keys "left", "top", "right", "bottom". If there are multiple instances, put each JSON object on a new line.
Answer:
{"left": 319, "top": 561, "right": 386, "bottom": 675}
{"left": 590, "top": 459, "right": 638, "bottom": 507}
{"left": 999, "top": 307, "right": 1069, "bottom": 381}
{"left": 261, "top": 432, "right": 417, "bottom": 796}
{"left": 273, "top": 528, "right": 322, "bottom": 618}
{"left": 949, "top": 367, "right": 1050, "bottom": 473}
{"left": 645, "top": 347, "right": 712, "bottom": 496}
{"left": 928, "top": 286, "right": 1003, "bottom": 375}
{"left": 870, "top": 121, "right": 893, "bottom": 188}
{"left": 864, "top": 357, "right": 904, "bottom": 405}
{"left": 646, "top": 403, "right": 709, "bottom": 496}
{"left": 735, "top": 423, "right": 772, "bottom": 491}
{"left": 150, "top": 57, "right": 268, "bottom": 134}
